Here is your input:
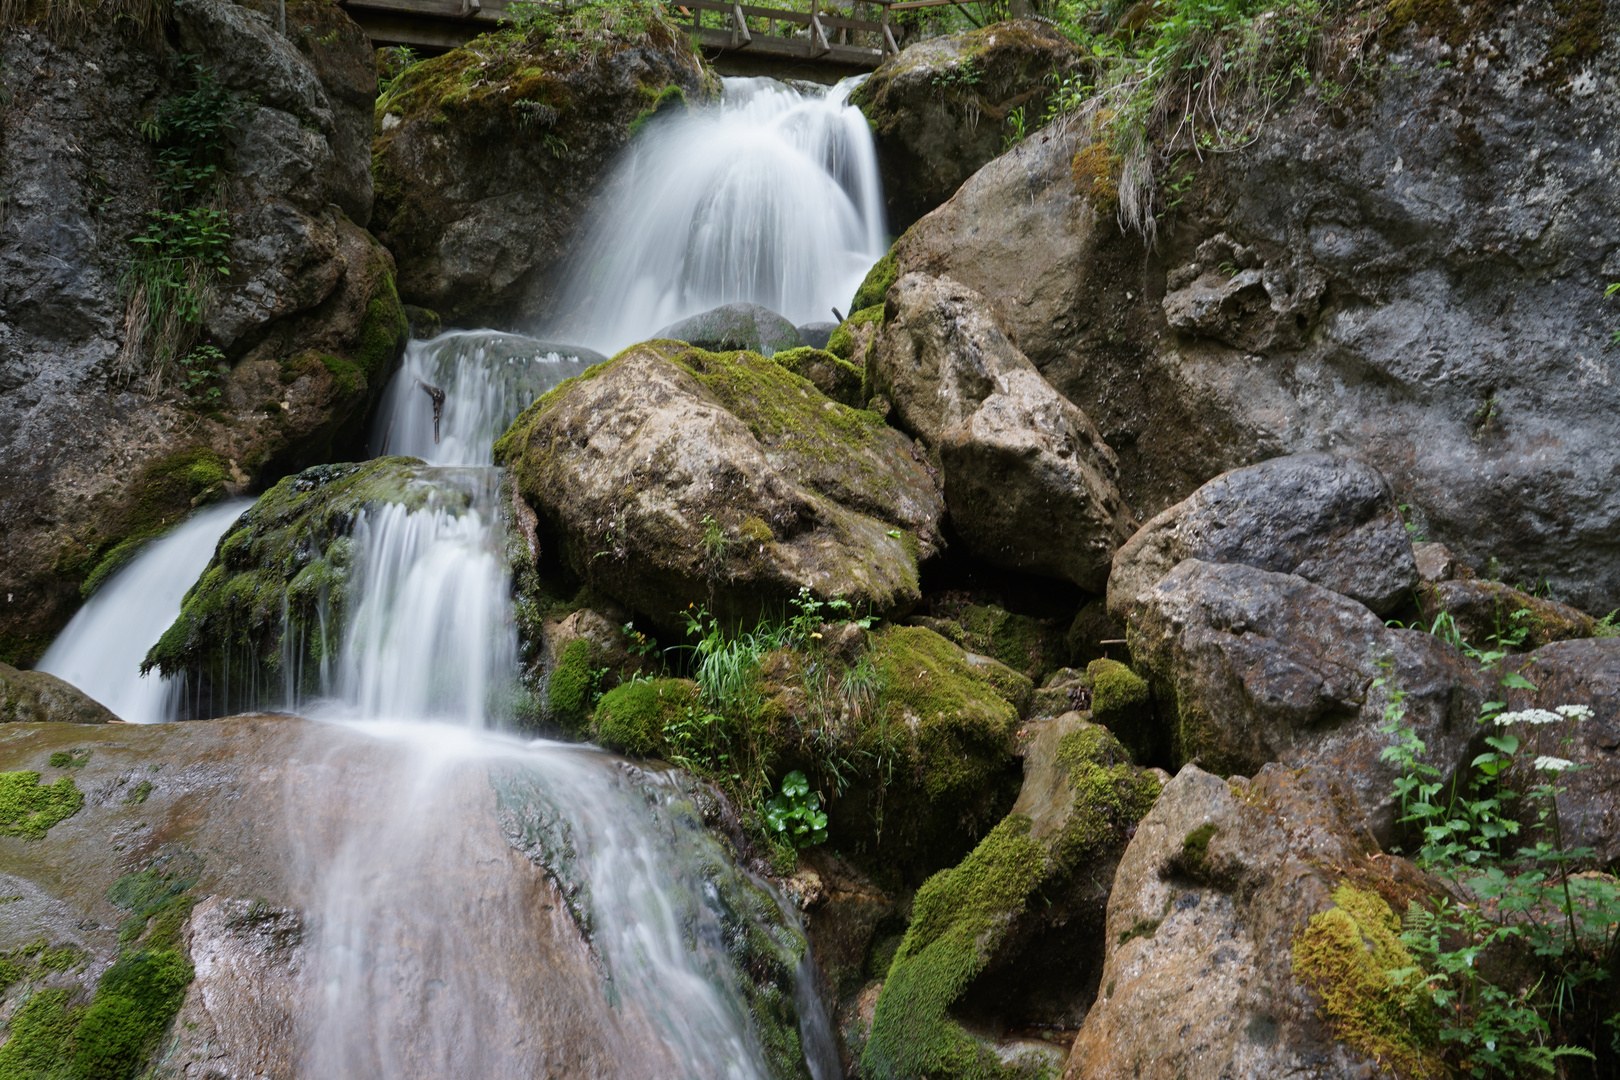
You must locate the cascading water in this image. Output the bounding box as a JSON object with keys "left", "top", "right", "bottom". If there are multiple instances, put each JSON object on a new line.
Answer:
{"left": 37, "top": 499, "right": 249, "bottom": 723}
{"left": 34, "top": 72, "right": 872, "bottom": 1079}
{"left": 542, "top": 76, "right": 887, "bottom": 353}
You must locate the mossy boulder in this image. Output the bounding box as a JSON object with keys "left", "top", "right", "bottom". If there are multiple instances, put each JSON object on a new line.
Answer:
{"left": 1417, "top": 578, "right": 1598, "bottom": 652}
{"left": 770, "top": 347, "right": 864, "bottom": 408}
{"left": 0, "top": 663, "right": 118, "bottom": 725}
{"left": 142, "top": 457, "right": 466, "bottom": 713}
{"left": 591, "top": 677, "right": 702, "bottom": 757}
{"left": 824, "top": 303, "right": 884, "bottom": 365}
{"left": 1085, "top": 658, "right": 1154, "bottom": 764}
{"left": 849, "top": 246, "right": 899, "bottom": 315}
{"left": 861, "top": 717, "right": 1159, "bottom": 1078}
{"left": 1065, "top": 598, "right": 1124, "bottom": 669}
{"left": 371, "top": 9, "right": 714, "bottom": 325}
{"left": 1065, "top": 763, "right": 1442, "bottom": 1080}
{"left": 851, "top": 19, "right": 1084, "bottom": 231}
{"left": 495, "top": 341, "right": 945, "bottom": 627}
{"left": 911, "top": 601, "right": 1066, "bottom": 683}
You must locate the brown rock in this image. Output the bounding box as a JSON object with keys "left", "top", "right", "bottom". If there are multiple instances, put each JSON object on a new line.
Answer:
{"left": 0, "top": 662, "right": 118, "bottom": 724}
{"left": 796, "top": 849, "right": 896, "bottom": 1002}
{"left": 1419, "top": 579, "right": 1597, "bottom": 653}
{"left": 1411, "top": 541, "right": 1456, "bottom": 584}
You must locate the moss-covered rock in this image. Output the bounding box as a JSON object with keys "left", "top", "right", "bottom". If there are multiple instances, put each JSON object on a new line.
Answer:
{"left": 1417, "top": 578, "right": 1598, "bottom": 652}
{"left": 1085, "top": 657, "right": 1154, "bottom": 763}
{"left": 852, "top": 20, "right": 1085, "bottom": 231}
{"left": 592, "top": 678, "right": 702, "bottom": 757}
{"left": 495, "top": 341, "right": 944, "bottom": 628}
{"left": 862, "top": 717, "right": 1159, "bottom": 1078}
{"left": 913, "top": 601, "right": 1066, "bottom": 683}
{"left": 770, "top": 347, "right": 864, "bottom": 408}
{"left": 1065, "top": 598, "right": 1124, "bottom": 669}
{"left": 371, "top": 8, "right": 714, "bottom": 324}
{"left": 849, "top": 246, "right": 899, "bottom": 314}
{"left": 142, "top": 457, "right": 464, "bottom": 712}
{"left": 0, "top": 769, "right": 85, "bottom": 839}
{"left": 824, "top": 303, "right": 884, "bottom": 363}
{"left": 654, "top": 301, "right": 804, "bottom": 356}
{"left": 1, "top": 663, "right": 118, "bottom": 725}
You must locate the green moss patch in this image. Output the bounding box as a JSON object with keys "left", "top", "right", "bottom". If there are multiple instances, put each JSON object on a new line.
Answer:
{"left": 826, "top": 304, "right": 885, "bottom": 361}
{"left": 70, "top": 947, "right": 194, "bottom": 1080}
{"left": 770, "top": 346, "right": 864, "bottom": 407}
{"left": 1051, "top": 724, "right": 1160, "bottom": 873}
{"left": 0, "top": 771, "right": 84, "bottom": 839}
{"left": 1291, "top": 885, "right": 1441, "bottom": 1077}
{"left": 850, "top": 246, "right": 899, "bottom": 314}
{"left": 861, "top": 815, "right": 1046, "bottom": 1079}
{"left": 547, "top": 637, "right": 595, "bottom": 727}
{"left": 593, "top": 678, "right": 701, "bottom": 757}
{"left": 1086, "top": 658, "right": 1157, "bottom": 763}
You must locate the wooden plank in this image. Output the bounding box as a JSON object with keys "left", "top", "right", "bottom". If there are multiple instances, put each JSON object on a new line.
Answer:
{"left": 683, "top": 0, "right": 884, "bottom": 32}
{"left": 690, "top": 25, "right": 883, "bottom": 65}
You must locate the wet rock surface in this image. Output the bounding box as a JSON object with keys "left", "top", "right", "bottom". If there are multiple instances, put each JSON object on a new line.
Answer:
{"left": 1129, "top": 559, "right": 1488, "bottom": 843}
{"left": 1108, "top": 454, "right": 1420, "bottom": 620}
{"left": 655, "top": 302, "right": 804, "bottom": 356}
{"left": 872, "top": 273, "right": 1136, "bottom": 590}
{"left": 496, "top": 340, "right": 944, "bottom": 624}
{"left": 852, "top": 19, "right": 1082, "bottom": 231}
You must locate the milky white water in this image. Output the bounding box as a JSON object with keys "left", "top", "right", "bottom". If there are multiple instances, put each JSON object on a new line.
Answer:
{"left": 37, "top": 499, "right": 249, "bottom": 723}
{"left": 542, "top": 75, "right": 887, "bottom": 353}
{"left": 38, "top": 72, "right": 866, "bottom": 1079}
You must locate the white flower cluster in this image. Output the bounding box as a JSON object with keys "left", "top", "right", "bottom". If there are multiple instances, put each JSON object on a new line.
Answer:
{"left": 1533, "top": 755, "right": 1575, "bottom": 773}
{"left": 1494, "top": 704, "right": 1593, "bottom": 726}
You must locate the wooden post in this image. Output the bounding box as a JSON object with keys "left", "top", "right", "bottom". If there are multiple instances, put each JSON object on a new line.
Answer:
{"left": 731, "top": 1, "right": 751, "bottom": 45}
{"left": 881, "top": 2, "right": 898, "bottom": 55}
{"left": 808, "top": 0, "right": 829, "bottom": 57}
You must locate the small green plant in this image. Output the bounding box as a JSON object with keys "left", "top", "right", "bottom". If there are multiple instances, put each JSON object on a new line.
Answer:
{"left": 1002, "top": 104, "right": 1028, "bottom": 150}
{"left": 178, "top": 341, "right": 228, "bottom": 406}
{"left": 1398, "top": 503, "right": 1427, "bottom": 543}
{"left": 119, "top": 59, "right": 246, "bottom": 390}
{"left": 1606, "top": 281, "right": 1619, "bottom": 345}
{"left": 763, "top": 770, "right": 827, "bottom": 848}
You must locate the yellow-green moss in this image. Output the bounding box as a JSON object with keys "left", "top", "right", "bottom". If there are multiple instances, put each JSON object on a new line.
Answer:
{"left": 1291, "top": 885, "right": 1442, "bottom": 1078}
{"left": 934, "top": 603, "right": 1063, "bottom": 682}
{"left": 826, "top": 304, "right": 885, "bottom": 361}
{"left": 1052, "top": 724, "right": 1160, "bottom": 872}
{"left": 0, "top": 770, "right": 84, "bottom": 839}
{"left": 354, "top": 267, "right": 409, "bottom": 383}
{"left": 1086, "top": 658, "right": 1156, "bottom": 763}
{"left": 320, "top": 354, "right": 365, "bottom": 398}
{"left": 593, "top": 677, "right": 701, "bottom": 757}
{"left": 627, "top": 82, "right": 685, "bottom": 137}
{"left": 849, "top": 246, "right": 899, "bottom": 313}
{"left": 861, "top": 815, "right": 1046, "bottom": 1080}
{"left": 770, "top": 346, "right": 864, "bottom": 407}
{"left": 548, "top": 637, "right": 595, "bottom": 726}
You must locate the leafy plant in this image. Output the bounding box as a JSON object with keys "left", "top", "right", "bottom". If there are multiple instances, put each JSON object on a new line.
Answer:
{"left": 118, "top": 59, "right": 246, "bottom": 390}
{"left": 1002, "top": 104, "right": 1028, "bottom": 150}
{"left": 763, "top": 770, "right": 827, "bottom": 848}
{"left": 178, "top": 341, "right": 228, "bottom": 407}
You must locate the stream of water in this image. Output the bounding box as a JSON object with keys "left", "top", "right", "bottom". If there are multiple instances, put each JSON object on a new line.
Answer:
{"left": 36, "top": 75, "right": 875, "bottom": 1079}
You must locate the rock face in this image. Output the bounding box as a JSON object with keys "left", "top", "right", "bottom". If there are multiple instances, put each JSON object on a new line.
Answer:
{"left": 371, "top": 17, "right": 711, "bottom": 327}
{"left": 1107, "top": 454, "right": 1420, "bottom": 621}
{"left": 871, "top": 273, "right": 1136, "bottom": 590}
{"left": 0, "top": 0, "right": 408, "bottom": 666}
{"left": 654, "top": 302, "right": 803, "bottom": 356}
{"left": 1503, "top": 638, "right": 1620, "bottom": 866}
{"left": 887, "top": 3, "right": 1620, "bottom": 611}
{"left": 862, "top": 716, "right": 1159, "bottom": 1079}
{"left": 0, "top": 662, "right": 117, "bottom": 724}
{"left": 852, "top": 20, "right": 1082, "bottom": 231}
{"left": 1129, "top": 559, "right": 1488, "bottom": 843}
{"left": 495, "top": 341, "right": 944, "bottom": 624}
{"left": 1064, "top": 763, "right": 1436, "bottom": 1080}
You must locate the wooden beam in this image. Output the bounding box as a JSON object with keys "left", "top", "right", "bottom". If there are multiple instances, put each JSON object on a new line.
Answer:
{"left": 730, "top": 0, "right": 751, "bottom": 45}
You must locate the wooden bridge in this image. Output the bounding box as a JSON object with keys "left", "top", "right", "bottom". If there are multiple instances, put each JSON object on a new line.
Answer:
{"left": 339, "top": 0, "right": 937, "bottom": 70}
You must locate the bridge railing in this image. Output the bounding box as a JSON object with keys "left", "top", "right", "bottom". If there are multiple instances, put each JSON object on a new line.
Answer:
{"left": 681, "top": 0, "right": 898, "bottom": 64}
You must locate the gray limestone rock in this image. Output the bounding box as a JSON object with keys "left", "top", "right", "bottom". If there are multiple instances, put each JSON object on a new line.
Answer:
{"left": 654, "top": 302, "right": 804, "bottom": 356}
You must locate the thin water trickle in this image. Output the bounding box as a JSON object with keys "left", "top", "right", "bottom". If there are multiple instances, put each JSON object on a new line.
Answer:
{"left": 38, "top": 499, "right": 249, "bottom": 723}
{"left": 542, "top": 75, "right": 887, "bottom": 353}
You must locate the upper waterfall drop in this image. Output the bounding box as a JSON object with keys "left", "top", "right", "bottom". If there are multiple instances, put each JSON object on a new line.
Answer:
{"left": 542, "top": 76, "right": 887, "bottom": 354}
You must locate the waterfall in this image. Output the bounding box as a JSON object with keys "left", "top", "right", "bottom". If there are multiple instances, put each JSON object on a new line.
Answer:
{"left": 37, "top": 499, "right": 248, "bottom": 723}
{"left": 542, "top": 76, "right": 887, "bottom": 354}
{"left": 369, "top": 330, "right": 601, "bottom": 466}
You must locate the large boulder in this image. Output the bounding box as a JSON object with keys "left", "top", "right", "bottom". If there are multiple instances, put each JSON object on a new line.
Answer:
{"left": 1501, "top": 638, "right": 1620, "bottom": 866}
{"left": 654, "top": 302, "right": 803, "bottom": 356}
{"left": 1129, "top": 559, "right": 1488, "bottom": 843}
{"left": 494, "top": 341, "right": 944, "bottom": 624}
{"left": 0, "top": 0, "right": 408, "bottom": 666}
{"left": 885, "top": 4, "right": 1620, "bottom": 612}
{"left": 1064, "top": 763, "right": 1443, "bottom": 1080}
{"left": 862, "top": 716, "right": 1160, "bottom": 1079}
{"left": 1107, "top": 454, "right": 1420, "bottom": 621}
{"left": 0, "top": 663, "right": 117, "bottom": 724}
{"left": 371, "top": 12, "right": 712, "bottom": 327}
{"left": 851, "top": 20, "right": 1083, "bottom": 231}
{"left": 871, "top": 274, "right": 1136, "bottom": 590}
